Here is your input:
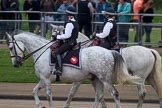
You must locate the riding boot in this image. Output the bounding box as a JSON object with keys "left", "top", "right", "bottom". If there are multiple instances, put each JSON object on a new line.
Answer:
{"left": 54, "top": 54, "right": 62, "bottom": 75}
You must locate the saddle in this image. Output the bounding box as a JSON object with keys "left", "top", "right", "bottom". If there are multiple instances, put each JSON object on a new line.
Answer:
{"left": 50, "top": 40, "right": 82, "bottom": 68}
{"left": 91, "top": 38, "right": 120, "bottom": 52}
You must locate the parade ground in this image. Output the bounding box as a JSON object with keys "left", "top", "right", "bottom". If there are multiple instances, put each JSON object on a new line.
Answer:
{"left": 0, "top": 83, "right": 160, "bottom": 108}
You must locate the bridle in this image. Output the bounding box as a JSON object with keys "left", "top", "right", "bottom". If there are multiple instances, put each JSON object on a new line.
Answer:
{"left": 8, "top": 35, "right": 53, "bottom": 64}
{"left": 8, "top": 37, "right": 25, "bottom": 65}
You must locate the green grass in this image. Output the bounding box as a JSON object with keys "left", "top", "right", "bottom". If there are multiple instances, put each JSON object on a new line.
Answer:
{"left": 0, "top": 49, "right": 38, "bottom": 83}
{"left": 128, "top": 28, "right": 161, "bottom": 44}
{"left": 152, "top": 9, "right": 162, "bottom": 23}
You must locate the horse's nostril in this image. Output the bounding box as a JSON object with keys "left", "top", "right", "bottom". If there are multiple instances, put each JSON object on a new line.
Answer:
{"left": 14, "top": 64, "right": 19, "bottom": 68}
{"left": 20, "top": 62, "right": 23, "bottom": 66}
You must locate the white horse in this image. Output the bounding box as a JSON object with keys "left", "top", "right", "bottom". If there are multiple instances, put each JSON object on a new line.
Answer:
{"left": 6, "top": 31, "right": 142, "bottom": 108}
{"left": 64, "top": 32, "right": 162, "bottom": 108}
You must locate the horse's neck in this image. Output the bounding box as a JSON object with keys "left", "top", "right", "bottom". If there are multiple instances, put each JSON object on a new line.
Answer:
{"left": 77, "top": 32, "right": 91, "bottom": 48}
{"left": 17, "top": 33, "right": 51, "bottom": 60}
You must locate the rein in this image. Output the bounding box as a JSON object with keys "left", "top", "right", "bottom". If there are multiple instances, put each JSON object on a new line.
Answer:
{"left": 10, "top": 34, "right": 92, "bottom": 64}
{"left": 10, "top": 35, "right": 53, "bottom": 62}
{"left": 9, "top": 37, "right": 25, "bottom": 60}
{"left": 79, "top": 40, "right": 92, "bottom": 47}
{"left": 34, "top": 40, "right": 92, "bottom": 64}
{"left": 22, "top": 40, "right": 53, "bottom": 62}
{"left": 34, "top": 43, "right": 52, "bottom": 64}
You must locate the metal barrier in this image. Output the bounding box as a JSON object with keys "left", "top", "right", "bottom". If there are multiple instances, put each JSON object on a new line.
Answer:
{"left": 0, "top": 11, "right": 162, "bottom": 47}
{"left": 92, "top": 13, "right": 162, "bottom": 46}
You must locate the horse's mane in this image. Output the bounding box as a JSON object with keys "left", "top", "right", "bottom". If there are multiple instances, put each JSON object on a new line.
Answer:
{"left": 78, "top": 32, "right": 89, "bottom": 42}
{"left": 14, "top": 30, "right": 50, "bottom": 44}
{"left": 10, "top": 30, "right": 24, "bottom": 36}
{"left": 11, "top": 30, "right": 90, "bottom": 45}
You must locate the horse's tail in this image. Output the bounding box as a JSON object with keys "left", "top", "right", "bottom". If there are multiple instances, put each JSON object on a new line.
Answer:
{"left": 111, "top": 50, "right": 143, "bottom": 85}
{"left": 151, "top": 49, "right": 162, "bottom": 98}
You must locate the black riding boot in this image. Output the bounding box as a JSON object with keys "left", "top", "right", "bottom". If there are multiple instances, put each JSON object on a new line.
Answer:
{"left": 54, "top": 54, "right": 62, "bottom": 75}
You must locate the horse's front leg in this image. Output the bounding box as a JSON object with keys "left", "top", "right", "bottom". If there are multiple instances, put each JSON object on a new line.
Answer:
{"left": 33, "top": 80, "right": 45, "bottom": 108}
{"left": 64, "top": 82, "right": 81, "bottom": 108}
{"left": 92, "top": 77, "right": 107, "bottom": 108}
{"left": 44, "top": 78, "right": 54, "bottom": 108}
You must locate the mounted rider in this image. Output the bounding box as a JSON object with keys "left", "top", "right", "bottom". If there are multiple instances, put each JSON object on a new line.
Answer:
{"left": 94, "top": 7, "right": 118, "bottom": 50}
{"left": 52, "top": 6, "right": 79, "bottom": 76}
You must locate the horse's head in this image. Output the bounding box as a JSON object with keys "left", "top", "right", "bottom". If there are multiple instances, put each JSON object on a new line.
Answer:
{"left": 50, "top": 24, "right": 64, "bottom": 33}
{"left": 6, "top": 32, "right": 25, "bottom": 67}
{"left": 50, "top": 24, "right": 64, "bottom": 40}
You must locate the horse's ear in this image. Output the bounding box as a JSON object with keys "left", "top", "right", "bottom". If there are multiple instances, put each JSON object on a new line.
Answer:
{"left": 5, "top": 32, "right": 13, "bottom": 41}
{"left": 50, "top": 24, "right": 58, "bottom": 29}
{"left": 5, "top": 32, "right": 13, "bottom": 46}
{"left": 59, "top": 26, "right": 64, "bottom": 31}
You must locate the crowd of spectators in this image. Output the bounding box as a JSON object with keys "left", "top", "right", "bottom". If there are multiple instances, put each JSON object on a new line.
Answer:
{"left": 135, "top": 0, "right": 154, "bottom": 44}
{"left": 0, "top": 0, "right": 21, "bottom": 39}
{"left": 23, "top": 0, "right": 40, "bottom": 33}
{"left": 40, "top": 0, "right": 55, "bottom": 35}
{"left": 78, "top": 0, "right": 96, "bottom": 38}
{"left": 96, "top": 0, "right": 112, "bottom": 33}
{"left": 117, "top": 0, "right": 131, "bottom": 47}
{"left": 0, "top": 0, "right": 155, "bottom": 45}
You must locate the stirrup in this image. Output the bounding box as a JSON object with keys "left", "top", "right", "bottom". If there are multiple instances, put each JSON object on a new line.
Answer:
{"left": 53, "top": 70, "right": 62, "bottom": 76}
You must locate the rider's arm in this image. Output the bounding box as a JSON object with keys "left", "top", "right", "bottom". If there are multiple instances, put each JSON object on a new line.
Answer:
{"left": 57, "top": 23, "right": 74, "bottom": 39}
{"left": 88, "top": 2, "right": 95, "bottom": 14}
{"left": 96, "top": 22, "right": 113, "bottom": 38}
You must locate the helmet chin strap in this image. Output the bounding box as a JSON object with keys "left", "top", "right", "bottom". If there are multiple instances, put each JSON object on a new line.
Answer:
{"left": 105, "top": 15, "right": 109, "bottom": 19}
{"left": 68, "top": 15, "right": 74, "bottom": 20}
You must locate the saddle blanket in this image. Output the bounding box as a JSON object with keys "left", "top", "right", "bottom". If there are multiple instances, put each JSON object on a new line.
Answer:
{"left": 50, "top": 48, "right": 82, "bottom": 69}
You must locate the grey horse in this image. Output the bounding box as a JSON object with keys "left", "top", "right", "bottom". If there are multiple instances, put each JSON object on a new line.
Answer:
{"left": 6, "top": 32, "right": 142, "bottom": 108}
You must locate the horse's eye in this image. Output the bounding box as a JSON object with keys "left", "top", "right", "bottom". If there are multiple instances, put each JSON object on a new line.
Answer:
{"left": 9, "top": 47, "right": 13, "bottom": 50}
{"left": 9, "top": 46, "right": 13, "bottom": 50}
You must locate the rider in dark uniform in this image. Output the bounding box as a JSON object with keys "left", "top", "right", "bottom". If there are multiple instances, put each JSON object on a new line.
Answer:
{"left": 52, "top": 6, "right": 79, "bottom": 75}
{"left": 95, "top": 7, "right": 117, "bottom": 50}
